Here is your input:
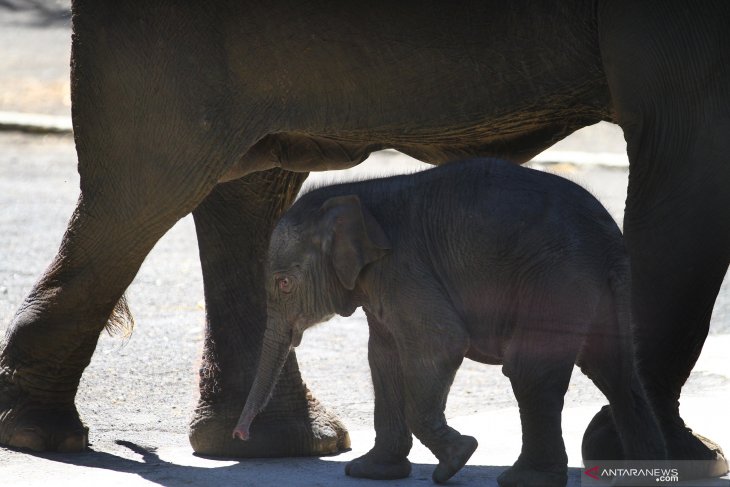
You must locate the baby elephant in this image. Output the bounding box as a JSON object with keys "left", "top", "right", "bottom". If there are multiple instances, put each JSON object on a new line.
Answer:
{"left": 233, "top": 158, "right": 665, "bottom": 486}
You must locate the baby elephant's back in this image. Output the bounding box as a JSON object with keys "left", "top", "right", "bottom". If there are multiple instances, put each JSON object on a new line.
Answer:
{"left": 438, "top": 159, "right": 626, "bottom": 303}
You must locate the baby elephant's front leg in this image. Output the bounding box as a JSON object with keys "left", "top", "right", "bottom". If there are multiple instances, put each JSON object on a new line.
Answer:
{"left": 400, "top": 332, "right": 477, "bottom": 484}
{"left": 346, "top": 313, "right": 413, "bottom": 480}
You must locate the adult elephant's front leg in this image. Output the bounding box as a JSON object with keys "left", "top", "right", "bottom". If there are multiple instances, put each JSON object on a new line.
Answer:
{"left": 0, "top": 120, "right": 231, "bottom": 453}
{"left": 188, "top": 170, "right": 350, "bottom": 457}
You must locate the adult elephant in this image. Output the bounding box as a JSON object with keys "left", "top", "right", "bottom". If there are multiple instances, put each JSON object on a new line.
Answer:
{"left": 0, "top": 0, "right": 727, "bottom": 476}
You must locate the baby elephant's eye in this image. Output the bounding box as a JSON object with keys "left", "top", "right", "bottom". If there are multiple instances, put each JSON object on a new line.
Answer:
{"left": 277, "top": 277, "right": 293, "bottom": 293}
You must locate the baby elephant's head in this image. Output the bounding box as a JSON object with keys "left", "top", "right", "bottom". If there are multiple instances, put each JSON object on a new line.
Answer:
{"left": 265, "top": 194, "right": 391, "bottom": 347}
{"left": 233, "top": 193, "right": 389, "bottom": 441}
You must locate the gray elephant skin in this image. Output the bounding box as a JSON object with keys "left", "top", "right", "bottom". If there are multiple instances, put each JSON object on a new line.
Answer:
{"left": 0, "top": 0, "right": 727, "bottom": 478}
{"left": 233, "top": 159, "right": 666, "bottom": 486}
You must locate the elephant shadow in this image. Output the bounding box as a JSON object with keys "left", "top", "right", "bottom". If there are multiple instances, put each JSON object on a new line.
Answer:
{"left": 15, "top": 440, "right": 590, "bottom": 486}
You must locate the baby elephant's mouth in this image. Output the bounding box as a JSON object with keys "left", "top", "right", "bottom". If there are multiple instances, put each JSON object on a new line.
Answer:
{"left": 291, "top": 328, "right": 304, "bottom": 348}
{"left": 290, "top": 313, "right": 335, "bottom": 348}
{"left": 290, "top": 316, "right": 307, "bottom": 348}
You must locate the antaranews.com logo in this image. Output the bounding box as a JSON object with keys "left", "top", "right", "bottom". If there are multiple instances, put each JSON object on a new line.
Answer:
{"left": 582, "top": 461, "right": 727, "bottom": 486}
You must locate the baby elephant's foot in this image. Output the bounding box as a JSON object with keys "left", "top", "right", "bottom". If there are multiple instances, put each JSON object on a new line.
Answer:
{"left": 497, "top": 457, "right": 567, "bottom": 487}
{"left": 432, "top": 435, "right": 478, "bottom": 484}
{"left": 345, "top": 449, "right": 412, "bottom": 480}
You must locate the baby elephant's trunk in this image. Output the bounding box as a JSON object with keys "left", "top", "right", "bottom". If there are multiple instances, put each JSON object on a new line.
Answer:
{"left": 232, "top": 324, "right": 292, "bottom": 440}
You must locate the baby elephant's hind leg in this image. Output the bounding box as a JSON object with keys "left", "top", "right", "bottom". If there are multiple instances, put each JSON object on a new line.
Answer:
{"left": 498, "top": 327, "right": 580, "bottom": 487}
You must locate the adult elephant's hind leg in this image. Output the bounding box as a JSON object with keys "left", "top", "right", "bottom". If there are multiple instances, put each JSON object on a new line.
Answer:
{"left": 188, "top": 170, "right": 350, "bottom": 457}
{"left": 584, "top": 169, "right": 729, "bottom": 476}
{"left": 594, "top": 3, "right": 730, "bottom": 476}
{"left": 582, "top": 127, "right": 730, "bottom": 476}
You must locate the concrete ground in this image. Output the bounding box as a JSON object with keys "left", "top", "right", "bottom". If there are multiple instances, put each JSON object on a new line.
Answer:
{"left": 1, "top": 2, "right": 728, "bottom": 486}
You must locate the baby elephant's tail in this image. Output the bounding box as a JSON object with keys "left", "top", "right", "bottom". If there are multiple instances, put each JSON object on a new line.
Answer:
{"left": 581, "top": 259, "right": 667, "bottom": 461}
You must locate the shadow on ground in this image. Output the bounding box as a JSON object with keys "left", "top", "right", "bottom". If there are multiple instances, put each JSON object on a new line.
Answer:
{"left": 13, "top": 441, "right": 587, "bottom": 487}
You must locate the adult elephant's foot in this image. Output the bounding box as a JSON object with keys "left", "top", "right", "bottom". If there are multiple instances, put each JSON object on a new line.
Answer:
{"left": 189, "top": 354, "right": 349, "bottom": 457}
{"left": 582, "top": 405, "right": 728, "bottom": 478}
{"left": 581, "top": 405, "right": 624, "bottom": 460}
{"left": 189, "top": 394, "right": 349, "bottom": 457}
{"left": 345, "top": 449, "right": 412, "bottom": 480}
{"left": 0, "top": 368, "right": 88, "bottom": 452}
{"left": 497, "top": 456, "right": 567, "bottom": 487}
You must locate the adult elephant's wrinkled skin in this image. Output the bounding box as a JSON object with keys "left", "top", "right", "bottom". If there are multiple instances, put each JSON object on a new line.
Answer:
{"left": 0, "top": 0, "right": 727, "bottom": 478}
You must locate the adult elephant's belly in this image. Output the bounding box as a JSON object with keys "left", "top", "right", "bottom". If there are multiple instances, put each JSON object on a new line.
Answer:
{"left": 465, "top": 347, "right": 503, "bottom": 365}
{"left": 219, "top": 109, "right": 607, "bottom": 183}
{"left": 220, "top": 133, "right": 385, "bottom": 181}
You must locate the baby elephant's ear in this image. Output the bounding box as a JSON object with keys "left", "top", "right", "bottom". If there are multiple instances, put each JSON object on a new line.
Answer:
{"left": 320, "top": 195, "right": 391, "bottom": 290}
